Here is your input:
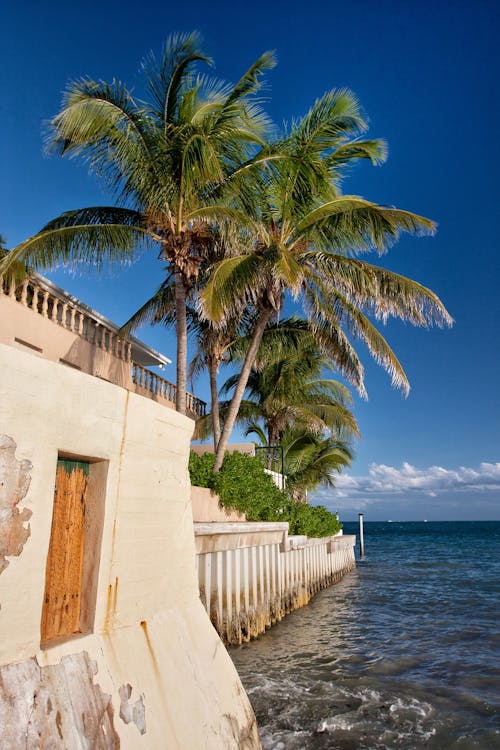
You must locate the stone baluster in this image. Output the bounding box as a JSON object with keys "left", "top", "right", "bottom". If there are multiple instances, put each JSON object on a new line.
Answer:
{"left": 69, "top": 307, "right": 76, "bottom": 333}
{"left": 20, "top": 280, "right": 29, "bottom": 306}
{"left": 31, "top": 286, "right": 39, "bottom": 312}
{"left": 41, "top": 291, "right": 49, "bottom": 318}
{"left": 50, "top": 297, "right": 58, "bottom": 323}
{"left": 94, "top": 324, "right": 102, "bottom": 348}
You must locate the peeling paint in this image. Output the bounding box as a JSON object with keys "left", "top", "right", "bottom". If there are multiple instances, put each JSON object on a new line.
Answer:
{"left": 0, "top": 651, "right": 120, "bottom": 749}
{"left": 0, "top": 434, "right": 32, "bottom": 575}
{"left": 119, "top": 683, "right": 146, "bottom": 735}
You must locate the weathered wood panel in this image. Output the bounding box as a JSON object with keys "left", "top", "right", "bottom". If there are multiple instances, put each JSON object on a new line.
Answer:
{"left": 41, "top": 460, "right": 88, "bottom": 643}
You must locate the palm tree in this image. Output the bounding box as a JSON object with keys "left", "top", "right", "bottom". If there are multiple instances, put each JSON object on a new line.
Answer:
{"left": 278, "top": 428, "right": 353, "bottom": 502}
{"left": 188, "top": 315, "right": 246, "bottom": 449}
{"left": 0, "top": 33, "right": 275, "bottom": 414}
{"left": 202, "top": 89, "right": 452, "bottom": 469}
{"left": 220, "top": 318, "right": 359, "bottom": 446}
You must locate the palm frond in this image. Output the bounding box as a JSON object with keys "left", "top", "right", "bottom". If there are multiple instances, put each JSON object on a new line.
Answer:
{"left": 119, "top": 278, "right": 175, "bottom": 337}
{"left": 291, "top": 89, "right": 367, "bottom": 150}
{"left": 294, "top": 196, "right": 436, "bottom": 254}
{"left": 201, "top": 254, "right": 262, "bottom": 321}
{"left": 325, "top": 138, "right": 388, "bottom": 169}
{"left": 307, "top": 252, "right": 453, "bottom": 327}
{"left": 224, "top": 51, "right": 276, "bottom": 108}
{"left": 48, "top": 79, "right": 165, "bottom": 205}
{"left": 141, "top": 32, "right": 212, "bottom": 124}
{"left": 243, "top": 422, "right": 268, "bottom": 446}
{"left": 0, "top": 222, "right": 152, "bottom": 276}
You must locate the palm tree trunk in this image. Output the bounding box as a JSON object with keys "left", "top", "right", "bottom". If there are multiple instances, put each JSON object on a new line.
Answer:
{"left": 209, "top": 358, "right": 221, "bottom": 450}
{"left": 174, "top": 270, "right": 187, "bottom": 415}
{"left": 213, "top": 306, "right": 273, "bottom": 472}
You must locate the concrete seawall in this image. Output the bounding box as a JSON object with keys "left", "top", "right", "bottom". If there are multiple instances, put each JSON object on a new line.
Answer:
{"left": 195, "top": 523, "right": 356, "bottom": 646}
{"left": 0, "top": 345, "right": 261, "bottom": 749}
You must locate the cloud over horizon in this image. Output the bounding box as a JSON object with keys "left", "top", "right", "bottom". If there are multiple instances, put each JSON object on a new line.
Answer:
{"left": 335, "top": 461, "right": 500, "bottom": 496}
{"left": 314, "top": 461, "right": 500, "bottom": 517}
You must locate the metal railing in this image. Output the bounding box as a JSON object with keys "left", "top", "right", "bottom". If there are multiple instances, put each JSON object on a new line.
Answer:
{"left": 255, "top": 444, "right": 286, "bottom": 489}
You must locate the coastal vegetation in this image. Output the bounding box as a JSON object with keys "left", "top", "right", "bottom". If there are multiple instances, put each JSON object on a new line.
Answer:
{"left": 189, "top": 450, "right": 342, "bottom": 536}
{"left": 0, "top": 32, "right": 453, "bottom": 509}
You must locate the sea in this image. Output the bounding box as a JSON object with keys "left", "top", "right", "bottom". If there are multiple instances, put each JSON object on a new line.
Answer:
{"left": 230, "top": 521, "right": 500, "bottom": 750}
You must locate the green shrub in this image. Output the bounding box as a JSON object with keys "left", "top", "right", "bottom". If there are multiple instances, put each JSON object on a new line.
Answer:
{"left": 188, "top": 450, "right": 341, "bottom": 536}
{"left": 286, "top": 502, "right": 341, "bottom": 537}
{"left": 189, "top": 451, "right": 217, "bottom": 488}
{"left": 212, "top": 452, "right": 288, "bottom": 522}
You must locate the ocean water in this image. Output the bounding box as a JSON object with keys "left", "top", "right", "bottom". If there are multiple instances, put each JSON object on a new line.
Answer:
{"left": 230, "top": 521, "right": 500, "bottom": 749}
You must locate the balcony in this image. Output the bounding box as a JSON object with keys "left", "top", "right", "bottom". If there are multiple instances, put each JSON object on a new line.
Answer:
{"left": 0, "top": 272, "right": 206, "bottom": 419}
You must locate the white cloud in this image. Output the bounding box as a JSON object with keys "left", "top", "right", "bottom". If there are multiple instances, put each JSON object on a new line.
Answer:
{"left": 316, "top": 461, "right": 500, "bottom": 505}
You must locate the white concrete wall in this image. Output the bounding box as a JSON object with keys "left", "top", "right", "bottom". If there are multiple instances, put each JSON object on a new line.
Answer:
{"left": 0, "top": 344, "right": 260, "bottom": 749}
{"left": 194, "top": 523, "right": 356, "bottom": 645}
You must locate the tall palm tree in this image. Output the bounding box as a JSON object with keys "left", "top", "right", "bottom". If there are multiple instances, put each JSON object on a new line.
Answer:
{"left": 202, "top": 89, "right": 452, "bottom": 469}
{"left": 0, "top": 33, "right": 275, "bottom": 414}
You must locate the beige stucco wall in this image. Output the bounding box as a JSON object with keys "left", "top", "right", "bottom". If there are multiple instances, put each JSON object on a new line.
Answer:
{"left": 191, "top": 486, "right": 248, "bottom": 523}
{"left": 0, "top": 343, "right": 260, "bottom": 749}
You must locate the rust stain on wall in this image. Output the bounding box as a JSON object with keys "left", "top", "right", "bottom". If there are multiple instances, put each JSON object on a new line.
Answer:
{"left": 140, "top": 620, "right": 161, "bottom": 680}
{"left": 103, "top": 577, "right": 119, "bottom": 635}
{"left": 119, "top": 683, "right": 146, "bottom": 735}
{"left": 0, "top": 434, "right": 32, "bottom": 575}
{"left": 0, "top": 651, "right": 120, "bottom": 749}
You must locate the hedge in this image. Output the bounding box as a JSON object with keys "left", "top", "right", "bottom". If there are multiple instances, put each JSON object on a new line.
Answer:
{"left": 189, "top": 450, "right": 341, "bottom": 537}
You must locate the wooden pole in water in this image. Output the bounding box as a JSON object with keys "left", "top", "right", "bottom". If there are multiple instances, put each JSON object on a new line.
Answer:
{"left": 358, "top": 513, "right": 365, "bottom": 559}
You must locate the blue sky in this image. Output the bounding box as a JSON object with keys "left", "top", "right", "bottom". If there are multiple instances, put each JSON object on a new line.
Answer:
{"left": 2, "top": 0, "right": 499, "bottom": 520}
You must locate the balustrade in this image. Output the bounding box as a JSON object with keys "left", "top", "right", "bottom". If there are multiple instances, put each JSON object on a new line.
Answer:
{"left": 131, "top": 363, "right": 206, "bottom": 417}
{"left": 1, "top": 273, "right": 206, "bottom": 416}
{"left": 2, "top": 274, "right": 132, "bottom": 363}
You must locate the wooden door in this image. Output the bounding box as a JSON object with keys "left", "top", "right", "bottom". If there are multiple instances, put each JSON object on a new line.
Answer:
{"left": 41, "top": 459, "right": 89, "bottom": 643}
